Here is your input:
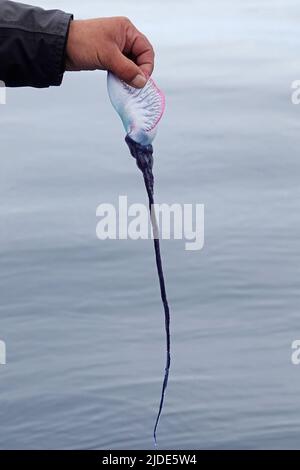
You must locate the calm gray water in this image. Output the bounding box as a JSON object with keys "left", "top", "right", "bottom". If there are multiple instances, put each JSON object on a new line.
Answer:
{"left": 1, "top": 0, "right": 300, "bottom": 450}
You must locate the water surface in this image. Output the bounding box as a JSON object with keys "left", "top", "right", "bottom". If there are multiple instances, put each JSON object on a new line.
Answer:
{"left": 0, "top": 0, "right": 300, "bottom": 449}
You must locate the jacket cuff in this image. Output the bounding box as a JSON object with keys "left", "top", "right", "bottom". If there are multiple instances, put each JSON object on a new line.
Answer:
{"left": 0, "top": 1, "right": 73, "bottom": 88}
{"left": 50, "top": 11, "right": 73, "bottom": 86}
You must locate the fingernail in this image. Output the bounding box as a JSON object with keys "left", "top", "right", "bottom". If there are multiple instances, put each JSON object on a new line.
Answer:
{"left": 131, "top": 74, "right": 147, "bottom": 88}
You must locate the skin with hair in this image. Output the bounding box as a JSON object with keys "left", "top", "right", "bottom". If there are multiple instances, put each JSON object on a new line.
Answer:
{"left": 66, "top": 17, "right": 155, "bottom": 88}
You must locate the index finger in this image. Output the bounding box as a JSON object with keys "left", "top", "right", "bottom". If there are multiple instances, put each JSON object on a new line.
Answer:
{"left": 126, "top": 27, "right": 155, "bottom": 78}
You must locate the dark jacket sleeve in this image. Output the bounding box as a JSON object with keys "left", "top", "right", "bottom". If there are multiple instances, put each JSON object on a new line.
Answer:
{"left": 0, "top": 1, "right": 73, "bottom": 87}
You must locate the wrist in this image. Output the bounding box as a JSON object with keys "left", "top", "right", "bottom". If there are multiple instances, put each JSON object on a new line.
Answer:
{"left": 65, "top": 19, "right": 79, "bottom": 71}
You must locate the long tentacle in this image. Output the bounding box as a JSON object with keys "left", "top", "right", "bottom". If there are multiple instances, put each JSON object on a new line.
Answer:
{"left": 144, "top": 175, "right": 171, "bottom": 445}
{"left": 125, "top": 135, "right": 171, "bottom": 445}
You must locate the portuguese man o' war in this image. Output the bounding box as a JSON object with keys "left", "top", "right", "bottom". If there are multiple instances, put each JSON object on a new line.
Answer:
{"left": 107, "top": 72, "right": 169, "bottom": 444}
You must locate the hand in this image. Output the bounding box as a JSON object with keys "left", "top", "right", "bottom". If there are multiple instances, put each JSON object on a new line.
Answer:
{"left": 65, "top": 17, "right": 155, "bottom": 88}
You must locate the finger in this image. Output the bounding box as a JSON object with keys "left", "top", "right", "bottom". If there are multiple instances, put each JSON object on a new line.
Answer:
{"left": 106, "top": 46, "right": 147, "bottom": 88}
{"left": 130, "top": 33, "right": 155, "bottom": 78}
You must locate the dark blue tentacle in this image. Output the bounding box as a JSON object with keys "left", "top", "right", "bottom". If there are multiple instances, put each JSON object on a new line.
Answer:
{"left": 125, "top": 135, "right": 171, "bottom": 445}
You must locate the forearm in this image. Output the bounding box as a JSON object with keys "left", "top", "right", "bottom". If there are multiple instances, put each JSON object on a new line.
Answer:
{"left": 0, "top": 0, "right": 72, "bottom": 87}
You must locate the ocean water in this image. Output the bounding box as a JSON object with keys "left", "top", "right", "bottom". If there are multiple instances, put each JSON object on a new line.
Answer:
{"left": 1, "top": 0, "right": 300, "bottom": 449}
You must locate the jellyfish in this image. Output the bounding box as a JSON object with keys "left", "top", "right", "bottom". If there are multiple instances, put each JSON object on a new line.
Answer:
{"left": 107, "top": 72, "right": 169, "bottom": 444}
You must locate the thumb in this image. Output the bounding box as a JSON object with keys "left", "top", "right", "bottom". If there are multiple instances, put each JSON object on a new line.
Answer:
{"left": 107, "top": 47, "right": 147, "bottom": 88}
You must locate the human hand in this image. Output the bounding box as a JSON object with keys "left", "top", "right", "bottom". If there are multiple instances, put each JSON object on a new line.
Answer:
{"left": 65, "top": 17, "right": 155, "bottom": 88}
